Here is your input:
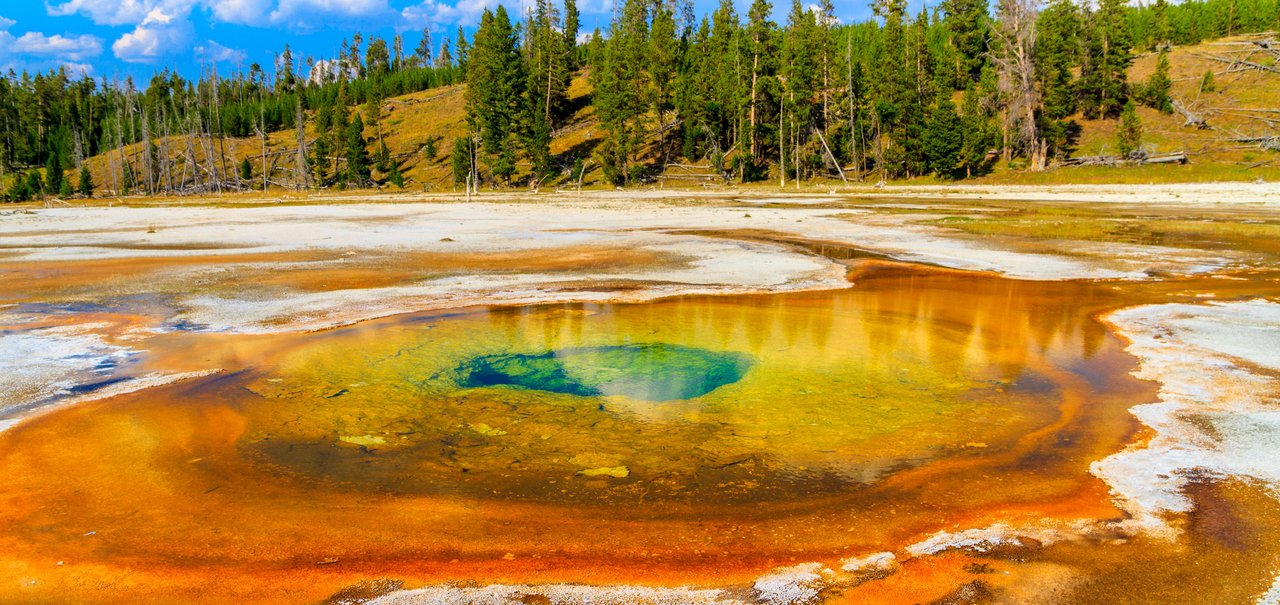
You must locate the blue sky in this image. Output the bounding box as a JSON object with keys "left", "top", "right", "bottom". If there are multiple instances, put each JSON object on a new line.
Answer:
{"left": 0, "top": 0, "right": 879, "bottom": 80}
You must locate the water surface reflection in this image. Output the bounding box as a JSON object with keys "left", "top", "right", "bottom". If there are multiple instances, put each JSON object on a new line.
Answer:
{"left": 0, "top": 264, "right": 1156, "bottom": 604}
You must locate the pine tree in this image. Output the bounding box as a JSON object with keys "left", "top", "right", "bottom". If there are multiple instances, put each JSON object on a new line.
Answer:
{"left": 77, "top": 164, "right": 94, "bottom": 197}
{"left": 366, "top": 36, "right": 392, "bottom": 77}
{"left": 528, "top": 0, "right": 569, "bottom": 125}
{"left": 45, "top": 151, "right": 63, "bottom": 196}
{"left": 782, "top": 0, "right": 819, "bottom": 179}
{"left": 437, "top": 36, "right": 454, "bottom": 68}
{"left": 1116, "top": 100, "right": 1143, "bottom": 156}
{"left": 27, "top": 171, "right": 44, "bottom": 198}
{"left": 846, "top": 59, "right": 871, "bottom": 176}
{"left": 1138, "top": 50, "right": 1173, "bottom": 113}
{"left": 651, "top": 2, "right": 680, "bottom": 163}
{"left": 1036, "top": 0, "right": 1080, "bottom": 158}
{"left": 1036, "top": 0, "right": 1079, "bottom": 120}
{"left": 240, "top": 157, "right": 253, "bottom": 181}
{"left": 873, "top": 0, "right": 917, "bottom": 177}
{"left": 525, "top": 116, "right": 552, "bottom": 185}
{"left": 365, "top": 85, "right": 386, "bottom": 170}
{"left": 8, "top": 176, "right": 31, "bottom": 202}
{"left": 344, "top": 113, "right": 372, "bottom": 183}
{"left": 466, "top": 6, "right": 528, "bottom": 184}
{"left": 457, "top": 27, "right": 471, "bottom": 74}
{"left": 1151, "top": 0, "right": 1170, "bottom": 48}
{"left": 350, "top": 32, "right": 365, "bottom": 78}
{"left": 312, "top": 100, "right": 334, "bottom": 184}
{"left": 711, "top": 0, "right": 743, "bottom": 159}
{"left": 1078, "top": 0, "right": 1133, "bottom": 119}
{"left": 593, "top": 0, "right": 651, "bottom": 184}
{"left": 941, "top": 0, "right": 989, "bottom": 83}
{"left": 393, "top": 33, "right": 405, "bottom": 71}
{"left": 958, "top": 83, "right": 996, "bottom": 177}
{"left": 564, "top": 0, "right": 581, "bottom": 73}
{"left": 122, "top": 162, "right": 134, "bottom": 195}
{"left": 743, "top": 0, "right": 778, "bottom": 172}
{"left": 279, "top": 45, "right": 296, "bottom": 89}
{"left": 904, "top": 8, "right": 934, "bottom": 174}
{"left": 923, "top": 97, "right": 963, "bottom": 177}
{"left": 376, "top": 141, "right": 391, "bottom": 173}
{"left": 814, "top": 0, "right": 836, "bottom": 130}
{"left": 1200, "top": 69, "right": 1216, "bottom": 93}
{"left": 416, "top": 27, "right": 434, "bottom": 67}
{"left": 451, "top": 137, "right": 471, "bottom": 187}
{"left": 674, "top": 18, "right": 711, "bottom": 162}
{"left": 521, "top": 0, "right": 559, "bottom": 183}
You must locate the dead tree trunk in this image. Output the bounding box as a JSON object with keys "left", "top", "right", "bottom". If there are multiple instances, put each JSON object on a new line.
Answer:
{"left": 141, "top": 107, "right": 154, "bottom": 195}
{"left": 993, "top": 0, "right": 1045, "bottom": 171}
{"left": 113, "top": 85, "right": 126, "bottom": 195}
{"left": 814, "top": 127, "right": 848, "bottom": 184}
{"left": 294, "top": 89, "right": 310, "bottom": 191}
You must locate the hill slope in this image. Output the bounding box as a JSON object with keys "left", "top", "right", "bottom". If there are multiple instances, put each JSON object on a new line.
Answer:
{"left": 975, "top": 33, "right": 1280, "bottom": 184}
{"left": 81, "top": 32, "right": 1279, "bottom": 195}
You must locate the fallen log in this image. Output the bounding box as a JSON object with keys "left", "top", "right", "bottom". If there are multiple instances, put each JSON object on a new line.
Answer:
{"left": 1144, "top": 151, "right": 1190, "bottom": 164}
{"left": 664, "top": 163, "right": 714, "bottom": 172}
{"left": 1060, "top": 154, "right": 1117, "bottom": 167}
{"left": 1062, "top": 151, "right": 1187, "bottom": 167}
{"left": 1172, "top": 99, "right": 1211, "bottom": 129}
{"left": 656, "top": 173, "right": 722, "bottom": 180}
{"left": 1192, "top": 52, "right": 1280, "bottom": 74}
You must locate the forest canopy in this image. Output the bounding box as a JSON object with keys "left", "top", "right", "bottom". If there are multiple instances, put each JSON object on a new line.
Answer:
{"left": 2, "top": 0, "right": 1277, "bottom": 199}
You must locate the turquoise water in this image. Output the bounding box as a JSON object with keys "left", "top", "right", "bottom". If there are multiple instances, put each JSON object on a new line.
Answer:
{"left": 453, "top": 343, "right": 755, "bottom": 401}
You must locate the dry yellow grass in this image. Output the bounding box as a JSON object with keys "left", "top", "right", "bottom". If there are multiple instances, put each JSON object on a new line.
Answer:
{"left": 980, "top": 33, "right": 1280, "bottom": 184}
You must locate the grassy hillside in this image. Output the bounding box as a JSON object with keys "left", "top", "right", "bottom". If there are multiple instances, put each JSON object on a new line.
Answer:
{"left": 977, "top": 33, "right": 1280, "bottom": 184}
{"left": 81, "top": 32, "right": 1279, "bottom": 195}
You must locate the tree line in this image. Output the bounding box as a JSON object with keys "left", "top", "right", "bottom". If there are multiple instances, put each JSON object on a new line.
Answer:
{"left": 457, "top": 0, "right": 1276, "bottom": 187}
{"left": 2, "top": 0, "right": 1277, "bottom": 200}
{"left": 0, "top": 30, "right": 463, "bottom": 200}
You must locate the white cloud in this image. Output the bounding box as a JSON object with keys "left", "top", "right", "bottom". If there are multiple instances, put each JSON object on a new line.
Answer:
{"left": 401, "top": 0, "right": 455, "bottom": 27}
{"left": 60, "top": 61, "right": 95, "bottom": 75}
{"left": 0, "top": 20, "right": 102, "bottom": 74}
{"left": 269, "top": 0, "right": 393, "bottom": 25}
{"left": 9, "top": 31, "right": 103, "bottom": 60}
{"left": 49, "top": 0, "right": 393, "bottom": 32}
{"left": 112, "top": 7, "right": 194, "bottom": 63}
{"left": 806, "top": 3, "right": 840, "bottom": 25}
{"left": 205, "top": 0, "right": 266, "bottom": 24}
{"left": 46, "top": 0, "right": 187, "bottom": 26}
{"left": 307, "top": 57, "right": 359, "bottom": 84}
{"left": 580, "top": 0, "right": 613, "bottom": 13}
{"left": 194, "top": 39, "right": 247, "bottom": 63}
{"left": 402, "top": 0, "right": 518, "bottom": 27}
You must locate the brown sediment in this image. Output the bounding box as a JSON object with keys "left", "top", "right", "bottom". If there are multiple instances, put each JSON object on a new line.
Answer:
{"left": 1002, "top": 479, "right": 1280, "bottom": 604}
{"left": 0, "top": 245, "right": 681, "bottom": 304}
{"left": 670, "top": 228, "right": 894, "bottom": 265}
{"left": 240, "top": 247, "right": 681, "bottom": 293}
{"left": 0, "top": 251, "right": 329, "bottom": 303}
{"left": 826, "top": 480, "right": 1280, "bottom": 605}
{"left": 0, "top": 241, "right": 256, "bottom": 251}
